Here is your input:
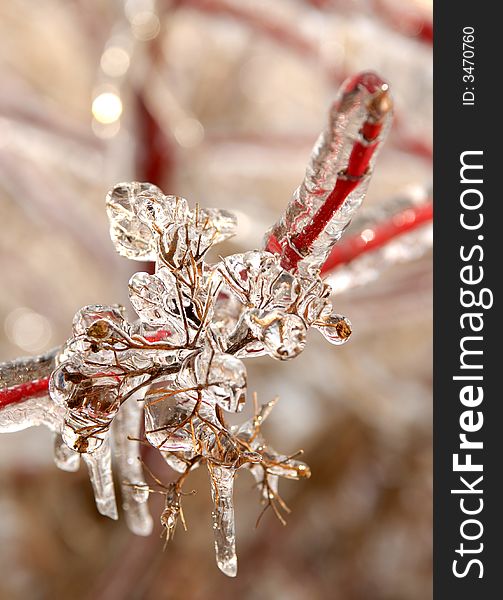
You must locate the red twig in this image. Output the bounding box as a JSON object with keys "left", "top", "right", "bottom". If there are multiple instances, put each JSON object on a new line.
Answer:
{"left": 0, "top": 331, "right": 171, "bottom": 410}
{"left": 266, "top": 72, "right": 392, "bottom": 272}
{"left": 0, "top": 377, "right": 50, "bottom": 410}
{"left": 321, "top": 200, "right": 433, "bottom": 273}
{"left": 135, "top": 92, "right": 175, "bottom": 189}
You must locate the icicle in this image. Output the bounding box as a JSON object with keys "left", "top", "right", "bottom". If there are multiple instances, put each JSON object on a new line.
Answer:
{"left": 113, "top": 399, "right": 153, "bottom": 536}
{"left": 82, "top": 437, "right": 118, "bottom": 520}
{"left": 53, "top": 433, "right": 80, "bottom": 472}
{"left": 208, "top": 464, "right": 238, "bottom": 577}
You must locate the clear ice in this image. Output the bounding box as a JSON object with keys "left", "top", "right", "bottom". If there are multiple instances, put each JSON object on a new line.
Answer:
{"left": 0, "top": 70, "right": 398, "bottom": 576}
{"left": 0, "top": 178, "right": 354, "bottom": 576}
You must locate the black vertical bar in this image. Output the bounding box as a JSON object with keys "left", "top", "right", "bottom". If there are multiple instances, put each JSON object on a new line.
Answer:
{"left": 435, "top": 3, "right": 500, "bottom": 597}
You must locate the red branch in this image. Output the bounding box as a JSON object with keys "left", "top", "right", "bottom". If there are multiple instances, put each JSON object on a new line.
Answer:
{"left": 321, "top": 200, "right": 433, "bottom": 273}
{"left": 0, "top": 331, "right": 172, "bottom": 410}
{"left": 267, "top": 72, "right": 392, "bottom": 272}
{"left": 0, "top": 377, "right": 50, "bottom": 410}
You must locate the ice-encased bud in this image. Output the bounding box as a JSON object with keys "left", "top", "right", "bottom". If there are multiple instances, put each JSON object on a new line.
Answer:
{"left": 313, "top": 314, "right": 352, "bottom": 345}
{"left": 73, "top": 304, "right": 126, "bottom": 337}
{"left": 50, "top": 358, "right": 121, "bottom": 454}
{"left": 247, "top": 310, "right": 307, "bottom": 361}
{"left": 62, "top": 421, "right": 104, "bottom": 453}
{"left": 49, "top": 362, "right": 79, "bottom": 407}
{"left": 60, "top": 370, "right": 119, "bottom": 418}
{"left": 106, "top": 182, "right": 163, "bottom": 260}
{"left": 261, "top": 449, "right": 311, "bottom": 480}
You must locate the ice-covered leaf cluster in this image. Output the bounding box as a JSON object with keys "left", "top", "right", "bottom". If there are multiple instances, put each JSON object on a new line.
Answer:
{"left": 2, "top": 182, "right": 352, "bottom": 576}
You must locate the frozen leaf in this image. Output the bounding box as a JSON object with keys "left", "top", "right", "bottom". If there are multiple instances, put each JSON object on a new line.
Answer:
{"left": 135, "top": 193, "right": 188, "bottom": 230}
{"left": 198, "top": 207, "right": 238, "bottom": 244}
{"left": 194, "top": 349, "right": 247, "bottom": 413}
{"left": 129, "top": 270, "right": 189, "bottom": 343}
{"left": 295, "top": 278, "right": 333, "bottom": 325}
{"left": 144, "top": 386, "right": 198, "bottom": 454}
{"left": 218, "top": 251, "right": 289, "bottom": 308}
{"left": 106, "top": 182, "right": 162, "bottom": 261}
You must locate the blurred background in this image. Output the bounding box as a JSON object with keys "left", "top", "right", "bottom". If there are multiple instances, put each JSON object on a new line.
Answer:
{"left": 0, "top": 1, "right": 432, "bottom": 598}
